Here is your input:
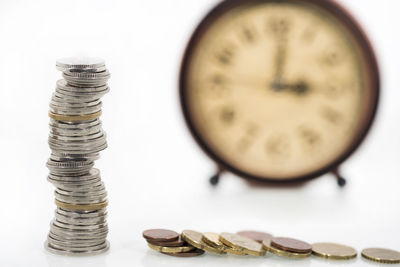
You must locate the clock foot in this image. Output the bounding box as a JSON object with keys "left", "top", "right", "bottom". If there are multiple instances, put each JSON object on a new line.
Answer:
{"left": 209, "top": 174, "right": 220, "bottom": 186}
{"left": 337, "top": 176, "right": 346, "bottom": 187}
{"left": 209, "top": 167, "right": 224, "bottom": 186}
{"left": 331, "top": 167, "right": 346, "bottom": 187}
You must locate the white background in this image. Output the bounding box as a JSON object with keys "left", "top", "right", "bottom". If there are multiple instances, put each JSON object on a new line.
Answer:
{"left": 0, "top": 0, "right": 399, "bottom": 266}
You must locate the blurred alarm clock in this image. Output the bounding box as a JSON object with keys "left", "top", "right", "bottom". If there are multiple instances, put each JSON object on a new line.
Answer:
{"left": 179, "top": 0, "right": 379, "bottom": 186}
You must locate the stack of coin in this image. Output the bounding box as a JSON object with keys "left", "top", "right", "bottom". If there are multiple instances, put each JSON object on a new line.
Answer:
{"left": 143, "top": 229, "right": 205, "bottom": 257}
{"left": 45, "top": 57, "right": 110, "bottom": 256}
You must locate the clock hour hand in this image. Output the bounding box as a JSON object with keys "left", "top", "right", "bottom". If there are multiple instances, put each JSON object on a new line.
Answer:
{"left": 270, "top": 80, "right": 310, "bottom": 95}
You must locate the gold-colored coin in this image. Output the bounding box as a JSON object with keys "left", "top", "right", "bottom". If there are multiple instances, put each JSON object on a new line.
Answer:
{"left": 49, "top": 110, "right": 102, "bottom": 122}
{"left": 312, "top": 242, "right": 357, "bottom": 260}
{"left": 361, "top": 248, "right": 400, "bottom": 264}
{"left": 147, "top": 242, "right": 195, "bottom": 253}
{"left": 202, "top": 232, "right": 225, "bottom": 249}
{"left": 201, "top": 232, "right": 247, "bottom": 255}
{"left": 220, "top": 232, "right": 265, "bottom": 256}
{"left": 225, "top": 247, "right": 247, "bottom": 256}
{"left": 55, "top": 199, "right": 108, "bottom": 211}
{"left": 262, "top": 239, "right": 311, "bottom": 259}
{"left": 181, "top": 230, "right": 226, "bottom": 255}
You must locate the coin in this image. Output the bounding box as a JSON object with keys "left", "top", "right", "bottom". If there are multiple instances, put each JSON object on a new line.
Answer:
{"left": 361, "top": 248, "right": 400, "bottom": 264}
{"left": 271, "top": 237, "right": 312, "bottom": 253}
{"left": 161, "top": 249, "right": 205, "bottom": 257}
{"left": 263, "top": 239, "right": 311, "bottom": 259}
{"left": 56, "top": 57, "right": 106, "bottom": 72}
{"left": 45, "top": 240, "right": 109, "bottom": 256}
{"left": 49, "top": 111, "right": 102, "bottom": 122}
{"left": 55, "top": 200, "right": 108, "bottom": 211}
{"left": 147, "top": 236, "right": 186, "bottom": 247}
{"left": 143, "top": 229, "right": 179, "bottom": 242}
{"left": 237, "top": 231, "right": 273, "bottom": 243}
{"left": 225, "top": 247, "right": 248, "bottom": 256}
{"left": 312, "top": 242, "right": 357, "bottom": 260}
{"left": 181, "top": 230, "right": 226, "bottom": 255}
{"left": 147, "top": 242, "right": 195, "bottom": 253}
{"left": 220, "top": 232, "right": 266, "bottom": 256}
{"left": 202, "top": 232, "right": 225, "bottom": 248}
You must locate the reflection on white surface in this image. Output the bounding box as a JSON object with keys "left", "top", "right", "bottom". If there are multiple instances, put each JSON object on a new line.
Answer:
{"left": 45, "top": 250, "right": 108, "bottom": 267}
{"left": 141, "top": 250, "right": 313, "bottom": 267}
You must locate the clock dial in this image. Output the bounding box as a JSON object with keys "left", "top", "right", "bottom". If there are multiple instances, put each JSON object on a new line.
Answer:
{"left": 181, "top": 0, "right": 378, "bottom": 181}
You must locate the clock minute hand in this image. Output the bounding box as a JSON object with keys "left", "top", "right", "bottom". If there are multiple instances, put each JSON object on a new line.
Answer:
{"left": 273, "top": 43, "right": 286, "bottom": 82}
{"left": 271, "top": 27, "right": 288, "bottom": 91}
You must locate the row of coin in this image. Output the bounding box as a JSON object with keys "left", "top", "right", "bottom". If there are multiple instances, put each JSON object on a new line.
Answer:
{"left": 45, "top": 58, "right": 110, "bottom": 256}
{"left": 142, "top": 229, "right": 400, "bottom": 264}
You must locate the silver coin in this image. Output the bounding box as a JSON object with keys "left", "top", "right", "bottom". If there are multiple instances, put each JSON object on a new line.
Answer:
{"left": 56, "top": 184, "right": 106, "bottom": 194}
{"left": 50, "top": 119, "right": 100, "bottom": 129}
{"left": 48, "top": 231, "right": 107, "bottom": 243}
{"left": 50, "top": 226, "right": 108, "bottom": 238}
{"left": 56, "top": 57, "right": 106, "bottom": 72}
{"left": 49, "top": 131, "right": 103, "bottom": 142}
{"left": 55, "top": 188, "right": 107, "bottom": 198}
{"left": 56, "top": 79, "right": 109, "bottom": 93}
{"left": 56, "top": 207, "right": 107, "bottom": 218}
{"left": 51, "top": 94, "right": 101, "bottom": 106}
{"left": 53, "top": 219, "right": 108, "bottom": 231}
{"left": 48, "top": 141, "right": 107, "bottom": 153}
{"left": 47, "top": 235, "right": 106, "bottom": 248}
{"left": 55, "top": 212, "right": 107, "bottom": 225}
{"left": 45, "top": 240, "right": 110, "bottom": 256}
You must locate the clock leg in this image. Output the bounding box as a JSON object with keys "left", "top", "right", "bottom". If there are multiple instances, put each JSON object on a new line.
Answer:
{"left": 209, "top": 167, "right": 224, "bottom": 186}
{"left": 331, "top": 167, "right": 346, "bottom": 187}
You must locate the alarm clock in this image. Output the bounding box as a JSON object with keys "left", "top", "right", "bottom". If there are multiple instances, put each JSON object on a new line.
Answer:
{"left": 179, "top": 0, "right": 379, "bottom": 186}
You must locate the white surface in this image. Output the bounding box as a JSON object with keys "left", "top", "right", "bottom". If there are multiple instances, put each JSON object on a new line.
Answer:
{"left": 0, "top": 0, "right": 399, "bottom": 266}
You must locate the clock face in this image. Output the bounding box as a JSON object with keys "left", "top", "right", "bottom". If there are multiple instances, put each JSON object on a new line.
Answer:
{"left": 180, "top": 0, "right": 379, "bottom": 181}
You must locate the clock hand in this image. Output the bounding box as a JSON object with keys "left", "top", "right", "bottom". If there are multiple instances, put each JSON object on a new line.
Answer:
{"left": 287, "top": 81, "right": 310, "bottom": 95}
{"left": 270, "top": 80, "right": 310, "bottom": 95}
{"left": 270, "top": 20, "right": 289, "bottom": 91}
{"left": 271, "top": 42, "right": 287, "bottom": 92}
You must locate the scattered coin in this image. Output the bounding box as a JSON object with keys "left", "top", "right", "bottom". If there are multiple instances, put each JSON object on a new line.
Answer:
{"left": 361, "top": 248, "right": 400, "bottom": 264}
{"left": 181, "top": 230, "right": 226, "bottom": 255}
{"left": 144, "top": 228, "right": 394, "bottom": 264}
{"left": 312, "top": 242, "right": 357, "bottom": 260}
{"left": 237, "top": 230, "right": 273, "bottom": 243}
{"left": 147, "top": 242, "right": 195, "bottom": 253}
{"left": 263, "top": 239, "right": 311, "bottom": 259}
{"left": 161, "top": 249, "right": 205, "bottom": 257}
{"left": 220, "top": 232, "right": 266, "bottom": 256}
{"left": 45, "top": 57, "right": 110, "bottom": 256}
{"left": 271, "top": 237, "right": 312, "bottom": 253}
{"left": 143, "top": 229, "right": 179, "bottom": 242}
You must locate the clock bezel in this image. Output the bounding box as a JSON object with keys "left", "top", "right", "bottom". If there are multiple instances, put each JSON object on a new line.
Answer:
{"left": 179, "top": 0, "right": 380, "bottom": 184}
